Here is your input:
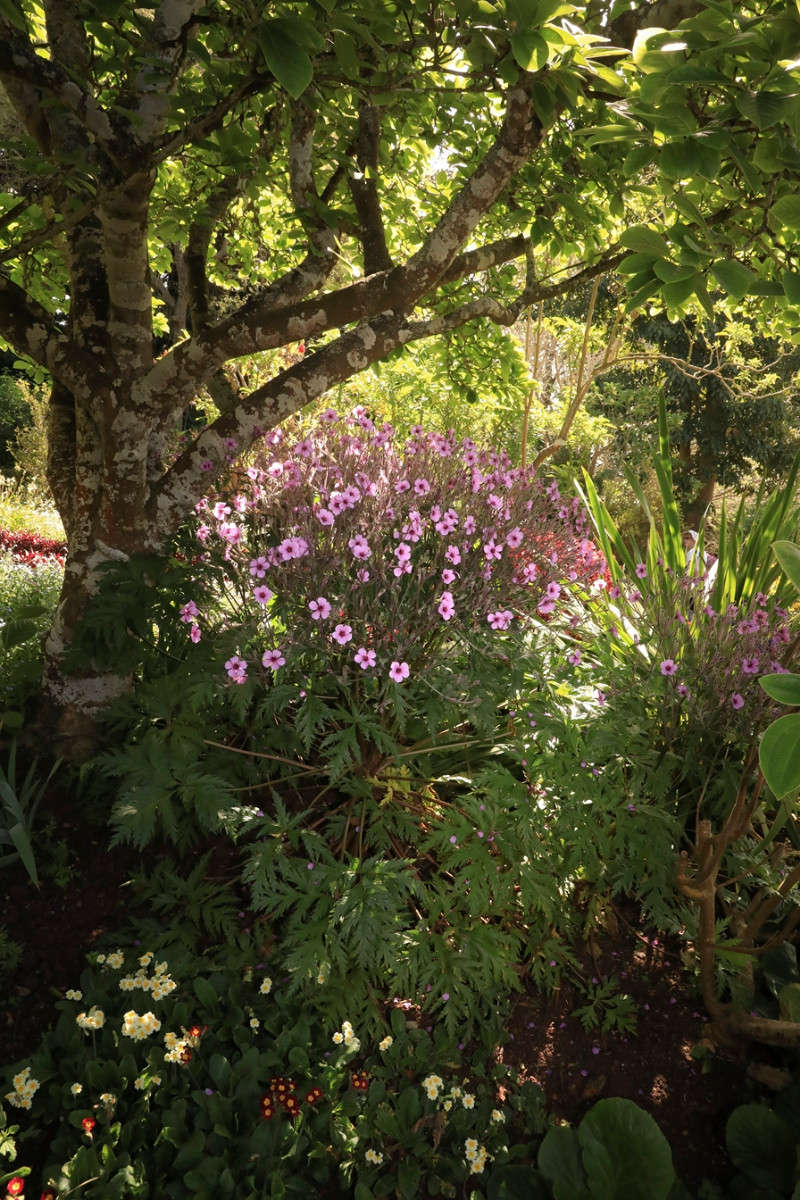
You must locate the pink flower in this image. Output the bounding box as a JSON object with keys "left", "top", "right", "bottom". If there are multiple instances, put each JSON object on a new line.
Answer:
{"left": 309, "top": 597, "right": 331, "bottom": 620}
{"left": 413, "top": 477, "right": 431, "bottom": 495}
{"left": 438, "top": 591, "right": 455, "bottom": 621}
{"left": 357, "top": 569, "right": 370, "bottom": 583}
{"left": 660, "top": 659, "right": 677, "bottom": 676}
{"left": 731, "top": 692, "right": 745, "bottom": 710}
{"left": 464, "top": 515, "right": 476, "bottom": 535}
{"left": 395, "top": 479, "right": 411, "bottom": 494}
{"left": 253, "top": 585, "right": 274, "bottom": 604}
{"left": 212, "top": 502, "right": 231, "bottom": 520}
{"left": 354, "top": 647, "right": 376, "bottom": 669}
{"left": 677, "top": 683, "right": 690, "bottom": 699}
{"left": 741, "top": 657, "right": 760, "bottom": 675}
{"left": 635, "top": 563, "right": 647, "bottom": 579}
{"left": 487, "top": 610, "right": 513, "bottom": 630}
{"left": 249, "top": 556, "right": 269, "bottom": 578}
{"left": 545, "top": 581, "right": 561, "bottom": 601}
{"left": 389, "top": 661, "right": 410, "bottom": 683}
{"left": 224, "top": 655, "right": 247, "bottom": 683}
{"left": 506, "top": 527, "right": 523, "bottom": 549}
{"left": 262, "top": 648, "right": 286, "bottom": 671}
{"left": 521, "top": 563, "right": 538, "bottom": 583}
{"left": 484, "top": 539, "right": 502, "bottom": 561}
{"left": 348, "top": 534, "right": 372, "bottom": 560}
{"left": 568, "top": 650, "right": 581, "bottom": 665}
{"left": 190, "top": 624, "right": 201, "bottom": 643}
{"left": 442, "top": 568, "right": 456, "bottom": 584}
{"left": 320, "top": 406, "right": 338, "bottom": 423}
{"left": 317, "top": 508, "right": 334, "bottom": 526}
{"left": 538, "top": 598, "right": 556, "bottom": 615}
{"left": 331, "top": 623, "right": 353, "bottom": 645}
{"left": 180, "top": 600, "right": 199, "bottom": 622}
{"left": 445, "top": 545, "right": 461, "bottom": 565}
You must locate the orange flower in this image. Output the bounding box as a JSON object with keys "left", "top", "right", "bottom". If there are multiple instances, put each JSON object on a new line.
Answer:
{"left": 81, "top": 1116, "right": 95, "bottom": 1133}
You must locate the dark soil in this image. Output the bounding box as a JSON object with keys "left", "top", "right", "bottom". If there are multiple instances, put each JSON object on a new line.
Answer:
{"left": 0, "top": 785, "right": 776, "bottom": 1194}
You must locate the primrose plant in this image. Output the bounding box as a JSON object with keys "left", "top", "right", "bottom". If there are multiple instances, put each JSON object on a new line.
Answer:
{"left": 184, "top": 409, "right": 606, "bottom": 786}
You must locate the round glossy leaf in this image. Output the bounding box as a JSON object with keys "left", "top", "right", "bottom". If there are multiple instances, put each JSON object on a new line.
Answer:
{"left": 759, "top": 713, "right": 800, "bottom": 799}
{"left": 538, "top": 1125, "right": 590, "bottom": 1200}
{"left": 710, "top": 259, "right": 756, "bottom": 301}
{"left": 759, "top": 673, "right": 800, "bottom": 705}
{"left": 726, "top": 1104, "right": 795, "bottom": 1192}
{"left": 578, "top": 1098, "right": 675, "bottom": 1200}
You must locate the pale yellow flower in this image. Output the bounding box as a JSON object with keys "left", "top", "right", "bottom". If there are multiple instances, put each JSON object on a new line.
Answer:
{"left": 250, "top": 1018, "right": 260, "bottom": 1030}
{"left": 259, "top": 978, "right": 272, "bottom": 995}
{"left": 70, "top": 1083, "right": 83, "bottom": 1096}
{"left": 65, "top": 989, "right": 82, "bottom": 1001}
{"left": 365, "top": 1149, "right": 384, "bottom": 1165}
{"left": 461, "top": 1092, "right": 475, "bottom": 1109}
{"left": 106, "top": 950, "right": 125, "bottom": 969}
{"left": 491, "top": 1108, "right": 506, "bottom": 1123}
{"left": 379, "top": 1035, "right": 393, "bottom": 1051}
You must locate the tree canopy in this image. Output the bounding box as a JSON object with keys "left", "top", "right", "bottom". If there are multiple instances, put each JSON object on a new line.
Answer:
{"left": 1, "top": 0, "right": 800, "bottom": 750}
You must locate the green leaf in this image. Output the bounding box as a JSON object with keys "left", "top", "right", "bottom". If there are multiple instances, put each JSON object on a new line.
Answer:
{"left": 726, "top": 1104, "right": 796, "bottom": 1193}
{"left": 759, "top": 674, "right": 800, "bottom": 706}
{"left": 193, "top": 975, "right": 219, "bottom": 1012}
{"left": 397, "top": 1157, "right": 422, "bottom": 1200}
{"left": 623, "top": 145, "right": 654, "bottom": 178}
{"left": 735, "top": 91, "right": 790, "bottom": 131}
{"left": 578, "top": 1098, "right": 675, "bottom": 1200}
{"left": 660, "top": 139, "right": 701, "bottom": 181}
{"left": 510, "top": 31, "right": 550, "bottom": 70}
{"left": 258, "top": 22, "right": 313, "bottom": 98}
{"left": 619, "top": 226, "right": 670, "bottom": 257}
{"left": 538, "top": 1126, "right": 589, "bottom": 1200}
{"left": 662, "top": 275, "right": 699, "bottom": 308}
{"left": 783, "top": 271, "right": 800, "bottom": 305}
{"left": 773, "top": 540, "right": 800, "bottom": 594}
{"left": 759, "top": 714, "right": 800, "bottom": 799}
{"left": 768, "top": 194, "right": 800, "bottom": 233}
{"left": 0, "top": 0, "right": 27, "bottom": 28}
{"left": 709, "top": 259, "right": 756, "bottom": 301}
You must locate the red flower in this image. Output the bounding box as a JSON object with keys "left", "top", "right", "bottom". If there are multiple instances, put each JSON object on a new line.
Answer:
{"left": 81, "top": 1116, "right": 95, "bottom": 1133}
{"left": 305, "top": 1085, "right": 324, "bottom": 1104}
{"left": 6, "top": 1180, "right": 24, "bottom": 1197}
{"left": 188, "top": 1025, "right": 202, "bottom": 1038}
{"left": 180, "top": 1049, "right": 192, "bottom": 1063}
{"left": 351, "top": 1071, "right": 369, "bottom": 1091}
{"left": 40, "top": 1191, "right": 57, "bottom": 1200}
{"left": 260, "top": 1093, "right": 275, "bottom": 1120}
{"left": 280, "top": 1094, "right": 300, "bottom": 1118}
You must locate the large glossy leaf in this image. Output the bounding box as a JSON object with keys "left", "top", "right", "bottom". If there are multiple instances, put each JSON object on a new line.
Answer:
{"left": 510, "top": 31, "right": 550, "bottom": 70}
{"left": 487, "top": 1165, "right": 551, "bottom": 1200}
{"left": 759, "top": 713, "right": 800, "bottom": 799}
{"left": 538, "top": 1125, "right": 590, "bottom": 1200}
{"left": 578, "top": 1098, "right": 675, "bottom": 1200}
{"left": 726, "top": 1105, "right": 796, "bottom": 1193}
{"left": 759, "top": 673, "right": 800, "bottom": 706}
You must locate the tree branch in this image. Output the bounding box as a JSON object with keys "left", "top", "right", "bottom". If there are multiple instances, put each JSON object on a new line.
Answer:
{"left": 349, "top": 100, "right": 393, "bottom": 275}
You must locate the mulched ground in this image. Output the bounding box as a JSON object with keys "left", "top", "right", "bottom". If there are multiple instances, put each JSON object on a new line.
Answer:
{"left": 1, "top": 784, "right": 773, "bottom": 1194}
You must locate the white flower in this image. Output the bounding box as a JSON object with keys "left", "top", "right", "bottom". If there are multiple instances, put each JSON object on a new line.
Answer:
{"left": 491, "top": 1108, "right": 506, "bottom": 1123}
{"left": 365, "top": 1149, "right": 384, "bottom": 1165}
{"left": 379, "top": 1035, "right": 393, "bottom": 1051}
{"left": 259, "top": 978, "right": 272, "bottom": 995}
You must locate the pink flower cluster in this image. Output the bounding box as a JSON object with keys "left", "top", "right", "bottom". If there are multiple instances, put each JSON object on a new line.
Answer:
{"left": 185, "top": 410, "right": 606, "bottom": 689}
